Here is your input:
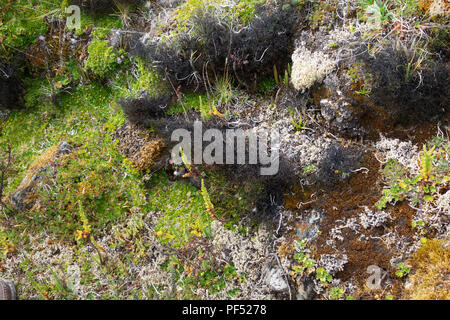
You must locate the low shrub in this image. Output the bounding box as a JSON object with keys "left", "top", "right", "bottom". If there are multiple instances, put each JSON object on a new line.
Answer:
{"left": 361, "top": 45, "right": 449, "bottom": 124}
{"left": 118, "top": 94, "right": 172, "bottom": 127}
{"left": 84, "top": 38, "right": 126, "bottom": 78}
{"left": 130, "top": 3, "right": 299, "bottom": 91}
{"left": 0, "top": 60, "right": 24, "bottom": 110}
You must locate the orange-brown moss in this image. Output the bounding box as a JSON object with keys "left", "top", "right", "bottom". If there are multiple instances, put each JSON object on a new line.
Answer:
{"left": 114, "top": 123, "right": 166, "bottom": 171}
{"left": 133, "top": 138, "right": 165, "bottom": 171}
{"left": 304, "top": 152, "right": 406, "bottom": 298}
{"left": 404, "top": 239, "right": 450, "bottom": 300}
{"left": 17, "top": 144, "right": 59, "bottom": 190}
{"left": 419, "top": 0, "right": 434, "bottom": 12}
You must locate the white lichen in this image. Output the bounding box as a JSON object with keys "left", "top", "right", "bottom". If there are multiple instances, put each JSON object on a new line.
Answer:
{"left": 428, "top": 0, "right": 450, "bottom": 17}
{"left": 290, "top": 47, "right": 335, "bottom": 91}
{"left": 359, "top": 207, "right": 391, "bottom": 229}
{"left": 375, "top": 136, "right": 419, "bottom": 173}
{"left": 319, "top": 254, "right": 348, "bottom": 275}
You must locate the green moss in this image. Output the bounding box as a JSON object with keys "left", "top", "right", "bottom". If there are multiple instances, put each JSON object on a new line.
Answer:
{"left": 173, "top": 0, "right": 268, "bottom": 30}
{"left": 149, "top": 171, "right": 213, "bottom": 249}
{"left": 145, "top": 167, "right": 262, "bottom": 249}
{"left": 258, "top": 77, "right": 277, "bottom": 93}
{"left": 0, "top": 0, "right": 52, "bottom": 59}
{"left": 167, "top": 84, "right": 234, "bottom": 116}
{"left": 109, "top": 57, "right": 166, "bottom": 102}
{"left": 232, "top": 0, "right": 266, "bottom": 25}
{"left": 207, "top": 171, "right": 262, "bottom": 234}
{"left": 84, "top": 38, "right": 125, "bottom": 78}
{"left": 129, "top": 58, "right": 163, "bottom": 96}
{"left": 174, "top": 0, "right": 220, "bottom": 30}
{"left": 76, "top": 12, "right": 122, "bottom": 35}
{"left": 0, "top": 81, "right": 144, "bottom": 240}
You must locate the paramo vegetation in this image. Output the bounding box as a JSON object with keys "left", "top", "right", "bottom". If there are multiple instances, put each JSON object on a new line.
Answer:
{"left": 0, "top": 0, "right": 448, "bottom": 300}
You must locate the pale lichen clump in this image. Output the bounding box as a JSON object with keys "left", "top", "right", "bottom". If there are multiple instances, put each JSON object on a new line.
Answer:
{"left": 428, "top": 0, "right": 450, "bottom": 18}
{"left": 209, "top": 220, "right": 275, "bottom": 299}
{"left": 290, "top": 47, "right": 335, "bottom": 91}
{"left": 375, "top": 136, "right": 419, "bottom": 173}
{"left": 359, "top": 207, "right": 392, "bottom": 230}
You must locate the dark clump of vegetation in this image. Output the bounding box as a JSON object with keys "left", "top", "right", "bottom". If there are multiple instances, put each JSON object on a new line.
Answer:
{"left": 316, "top": 144, "right": 361, "bottom": 187}
{"left": 130, "top": 4, "right": 298, "bottom": 92}
{"left": 194, "top": 5, "right": 297, "bottom": 89}
{"left": 69, "top": 0, "right": 143, "bottom": 14}
{"left": 132, "top": 35, "right": 203, "bottom": 91}
{"left": 118, "top": 94, "right": 173, "bottom": 127}
{"left": 254, "top": 158, "right": 298, "bottom": 220}
{"left": 0, "top": 59, "right": 24, "bottom": 110}
{"left": 362, "top": 46, "right": 449, "bottom": 124}
{"left": 216, "top": 155, "right": 297, "bottom": 221}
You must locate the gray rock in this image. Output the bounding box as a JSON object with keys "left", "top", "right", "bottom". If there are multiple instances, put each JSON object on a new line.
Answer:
{"left": 58, "top": 141, "right": 73, "bottom": 155}
{"left": 319, "top": 93, "right": 362, "bottom": 137}
{"left": 109, "top": 29, "right": 124, "bottom": 49}
{"left": 0, "top": 109, "right": 10, "bottom": 120}
{"left": 320, "top": 99, "right": 336, "bottom": 121}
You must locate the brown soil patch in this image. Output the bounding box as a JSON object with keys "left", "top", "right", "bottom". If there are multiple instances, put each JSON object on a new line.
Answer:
{"left": 284, "top": 149, "right": 421, "bottom": 298}
{"left": 284, "top": 184, "right": 317, "bottom": 212}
